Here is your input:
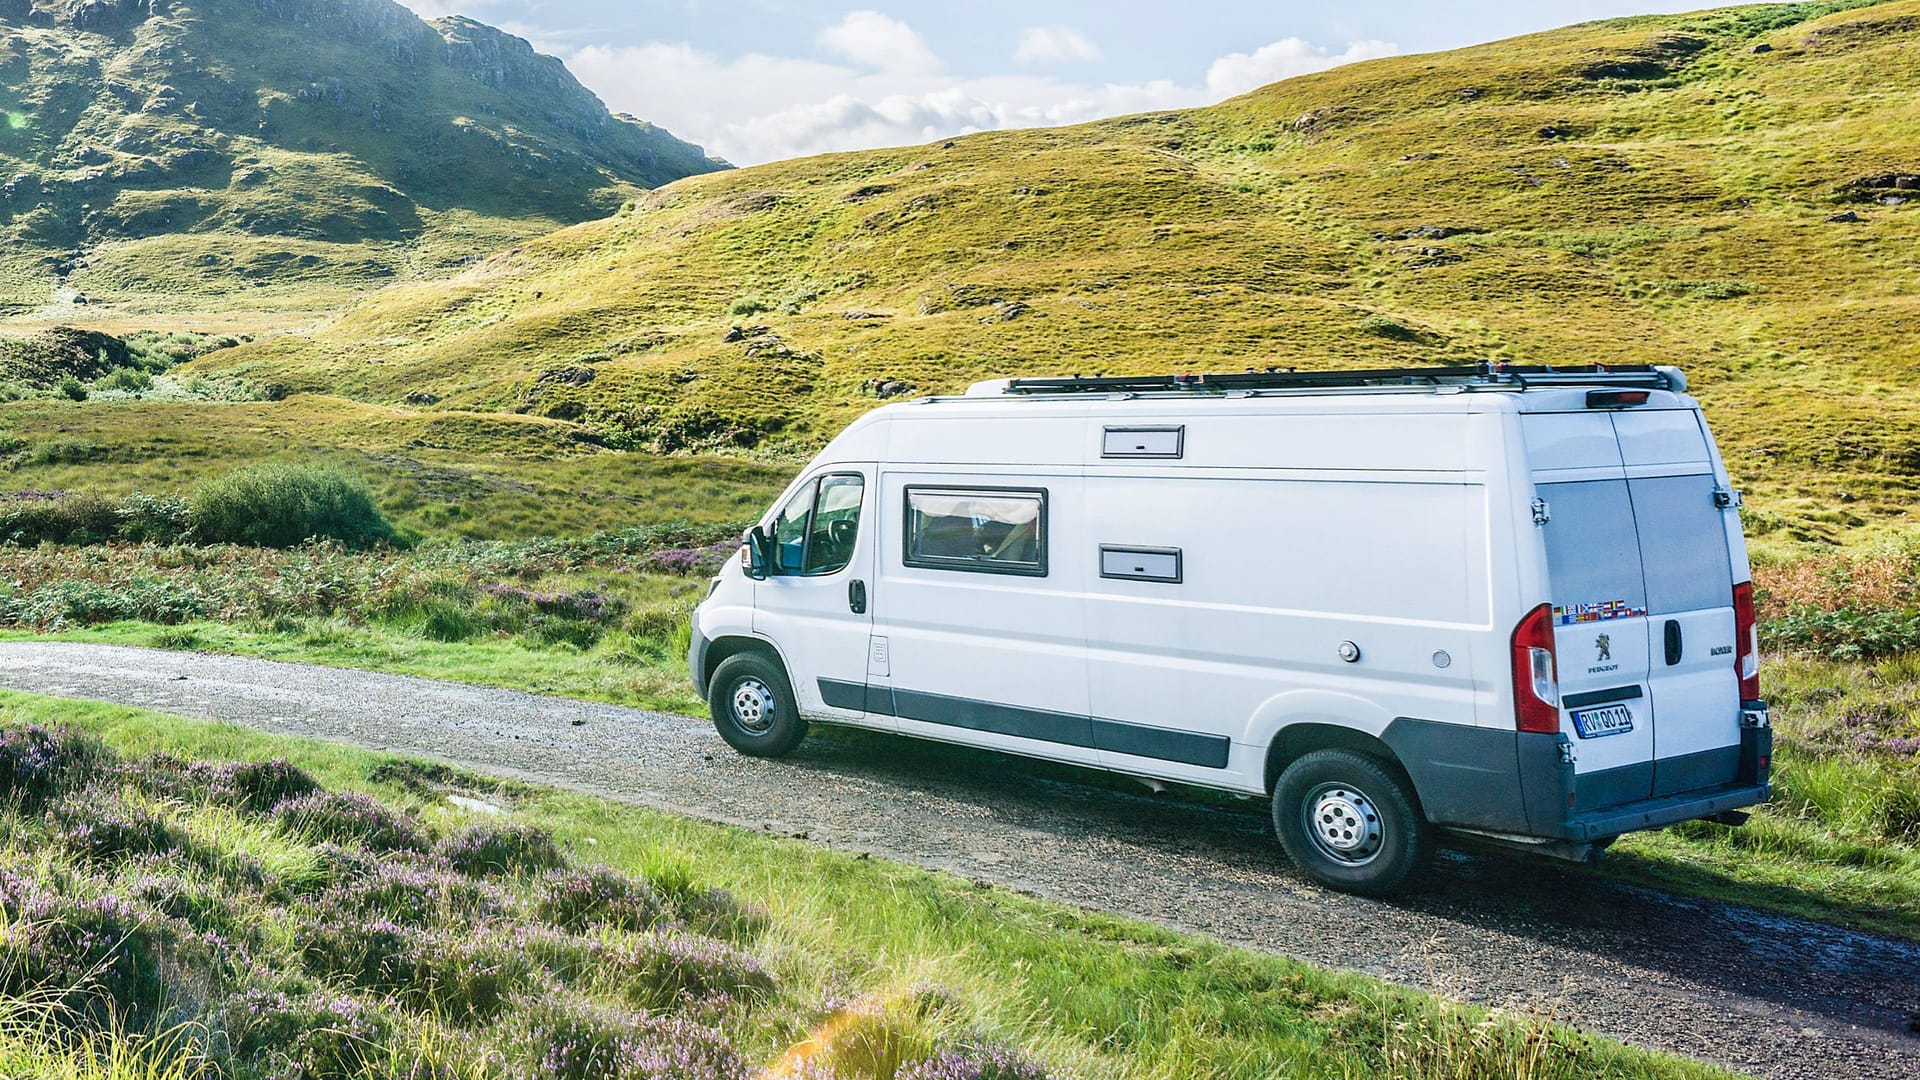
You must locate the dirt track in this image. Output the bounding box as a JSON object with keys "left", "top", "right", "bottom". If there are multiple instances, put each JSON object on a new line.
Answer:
{"left": 0, "top": 642, "right": 1913, "bottom": 1079}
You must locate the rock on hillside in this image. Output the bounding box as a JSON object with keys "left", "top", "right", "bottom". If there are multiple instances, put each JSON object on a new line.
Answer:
{"left": 0, "top": 0, "right": 726, "bottom": 311}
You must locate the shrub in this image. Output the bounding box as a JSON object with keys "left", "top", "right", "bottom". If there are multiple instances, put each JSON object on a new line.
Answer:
{"left": 296, "top": 916, "right": 415, "bottom": 986}
{"left": 18, "top": 436, "right": 98, "bottom": 464}
{"left": 897, "top": 1045, "right": 1058, "bottom": 1080}
{"left": 0, "top": 723, "right": 108, "bottom": 809}
{"left": 0, "top": 489, "right": 121, "bottom": 545}
{"left": 226, "top": 758, "right": 322, "bottom": 813}
{"left": 324, "top": 858, "right": 507, "bottom": 926}
{"left": 0, "top": 890, "right": 175, "bottom": 1030}
{"left": 275, "top": 791, "right": 427, "bottom": 852}
{"left": 437, "top": 823, "right": 564, "bottom": 877}
{"left": 190, "top": 463, "right": 398, "bottom": 549}
{"left": 52, "top": 794, "right": 187, "bottom": 863}
{"left": 609, "top": 931, "right": 774, "bottom": 1010}
{"left": 536, "top": 866, "right": 662, "bottom": 933}
{"left": 58, "top": 376, "right": 87, "bottom": 401}
{"left": 221, "top": 987, "right": 396, "bottom": 1080}
{"left": 501, "top": 995, "right": 747, "bottom": 1080}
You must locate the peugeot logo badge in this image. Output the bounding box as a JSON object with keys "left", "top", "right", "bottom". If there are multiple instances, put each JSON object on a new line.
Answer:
{"left": 1595, "top": 633, "right": 1612, "bottom": 662}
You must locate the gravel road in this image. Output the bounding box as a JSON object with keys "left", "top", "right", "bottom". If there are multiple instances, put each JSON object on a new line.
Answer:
{"left": 0, "top": 642, "right": 1913, "bottom": 1079}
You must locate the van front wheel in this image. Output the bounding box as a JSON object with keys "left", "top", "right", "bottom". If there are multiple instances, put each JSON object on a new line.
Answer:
{"left": 1273, "top": 749, "right": 1432, "bottom": 895}
{"left": 708, "top": 653, "right": 807, "bottom": 757}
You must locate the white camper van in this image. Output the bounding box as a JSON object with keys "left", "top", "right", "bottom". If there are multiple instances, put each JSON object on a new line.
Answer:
{"left": 688, "top": 365, "right": 1771, "bottom": 894}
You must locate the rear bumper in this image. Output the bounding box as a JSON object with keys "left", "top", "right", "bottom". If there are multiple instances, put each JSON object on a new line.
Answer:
{"left": 1521, "top": 707, "right": 1773, "bottom": 842}
{"left": 1561, "top": 779, "right": 1771, "bottom": 842}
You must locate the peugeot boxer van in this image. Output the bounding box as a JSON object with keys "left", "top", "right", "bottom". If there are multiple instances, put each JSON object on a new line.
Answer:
{"left": 688, "top": 364, "right": 1771, "bottom": 894}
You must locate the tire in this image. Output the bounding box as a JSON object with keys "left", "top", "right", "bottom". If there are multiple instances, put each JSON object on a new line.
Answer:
{"left": 1272, "top": 748, "right": 1433, "bottom": 896}
{"left": 708, "top": 652, "right": 808, "bottom": 758}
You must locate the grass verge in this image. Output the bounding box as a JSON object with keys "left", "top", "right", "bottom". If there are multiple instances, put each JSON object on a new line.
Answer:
{"left": 0, "top": 691, "right": 1735, "bottom": 1080}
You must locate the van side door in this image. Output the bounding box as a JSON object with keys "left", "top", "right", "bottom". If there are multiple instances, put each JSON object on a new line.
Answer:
{"left": 870, "top": 472, "right": 1097, "bottom": 765}
{"left": 752, "top": 468, "right": 888, "bottom": 727}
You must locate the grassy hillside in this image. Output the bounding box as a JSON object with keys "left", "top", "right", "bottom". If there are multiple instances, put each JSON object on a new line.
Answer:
{"left": 0, "top": 0, "right": 724, "bottom": 321}
{"left": 199, "top": 0, "right": 1919, "bottom": 553}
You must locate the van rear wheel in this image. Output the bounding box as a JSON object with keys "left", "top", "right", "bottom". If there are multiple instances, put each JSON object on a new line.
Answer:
{"left": 708, "top": 653, "right": 807, "bottom": 758}
{"left": 1273, "top": 749, "right": 1432, "bottom": 896}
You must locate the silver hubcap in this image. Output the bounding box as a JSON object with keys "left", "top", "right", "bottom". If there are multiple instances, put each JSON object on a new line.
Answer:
{"left": 1303, "top": 782, "right": 1385, "bottom": 866}
{"left": 729, "top": 678, "right": 777, "bottom": 735}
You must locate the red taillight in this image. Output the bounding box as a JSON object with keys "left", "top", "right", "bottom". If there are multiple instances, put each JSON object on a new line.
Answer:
{"left": 1733, "top": 580, "right": 1760, "bottom": 701}
{"left": 1511, "top": 603, "right": 1561, "bottom": 734}
{"left": 1587, "top": 389, "right": 1651, "bottom": 409}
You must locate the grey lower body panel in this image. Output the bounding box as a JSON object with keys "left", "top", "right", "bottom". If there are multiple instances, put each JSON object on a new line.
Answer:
{"left": 688, "top": 625, "right": 711, "bottom": 697}
{"left": 816, "top": 679, "right": 1231, "bottom": 768}
{"left": 1387, "top": 716, "right": 1772, "bottom": 843}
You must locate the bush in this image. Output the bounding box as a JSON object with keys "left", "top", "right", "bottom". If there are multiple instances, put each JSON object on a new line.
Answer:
{"left": 610, "top": 931, "right": 774, "bottom": 1010}
{"left": 1764, "top": 606, "right": 1920, "bottom": 661}
{"left": 221, "top": 987, "right": 396, "bottom": 1080}
{"left": 897, "top": 1044, "right": 1058, "bottom": 1080}
{"left": 0, "top": 723, "right": 108, "bottom": 809}
{"left": 536, "top": 866, "right": 662, "bottom": 933}
{"left": 275, "top": 791, "right": 428, "bottom": 852}
{"left": 52, "top": 794, "right": 188, "bottom": 863}
{"left": 18, "top": 436, "right": 98, "bottom": 464}
{"left": 0, "top": 890, "right": 175, "bottom": 1030}
{"left": 190, "top": 463, "right": 398, "bottom": 549}
{"left": 501, "top": 995, "right": 747, "bottom": 1080}
{"left": 0, "top": 489, "right": 120, "bottom": 545}
{"left": 438, "top": 822, "right": 564, "bottom": 877}
{"left": 225, "top": 758, "right": 322, "bottom": 813}
{"left": 323, "top": 858, "right": 506, "bottom": 926}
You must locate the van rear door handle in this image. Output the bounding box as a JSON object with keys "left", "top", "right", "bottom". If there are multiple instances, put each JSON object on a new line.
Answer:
{"left": 848, "top": 579, "right": 867, "bottom": 615}
{"left": 1664, "top": 619, "right": 1683, "bottom": 666}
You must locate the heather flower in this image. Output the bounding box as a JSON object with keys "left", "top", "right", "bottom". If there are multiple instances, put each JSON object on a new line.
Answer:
{"left": 324, "top": 856, "right": 508, "bottom": 925}
{"left": 897, "top": 1043, "right": 1060, "bottom": 1080}
{"left": 225, "top": 758, "right": 320, "bottom": 812}
{"left": 296, "top": 915, "right": 414, "bottom": 987}
{"left": 0, "top": 889, "right": 179, "bottom": 1030}
{"left": 536, "top": 865, "right": 662, "bottom": 933}
{"left": 275, "top": 790, "right": 427, "bottom": 852}
{"left": 52, "top": 794, "right": 187, "bottom": 863}
{"left": 437, "top": 822, "right": 564, "bottom": 877}
{"left": 610, "top": 931, "right": 774, "bottom": 1011}
{"left": 220, "top": 987, "right": 395, "bottom": 1080}
{"left": 502, "top": 995, "right": 747, "bottom": 1080}
{"left": 0, "top": 723, "right": 108, "bottom": 809}
{"left": 636, "top": 543, "right": 734, "bottom": 576}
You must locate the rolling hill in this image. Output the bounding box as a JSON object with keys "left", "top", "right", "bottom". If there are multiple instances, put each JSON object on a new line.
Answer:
{"left": 188, "top": 0, "right": 1920, "bottom": 552}
{"left": 0, "top": 0, "right": 724, "bottom": 321}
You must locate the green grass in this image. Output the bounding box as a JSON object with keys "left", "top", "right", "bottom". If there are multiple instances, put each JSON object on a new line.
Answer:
{"left": 162, "top": 0, "right": 1920, "bottom": 554}
{"left": 0, "top": 396, "right": 787, "bottom": 541}
{"left": 0, "top": 690, "right": 1738, "bottom": 1080}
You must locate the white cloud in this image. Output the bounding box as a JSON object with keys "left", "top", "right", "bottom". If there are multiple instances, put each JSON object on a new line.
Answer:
{"left": 557, "top": 18, "right": 1397, "bottom": 166}
{"left": 1204, "top": 37, "right": 1400, "bottom": 98}
{"left": 1014, "top": 26, "right": 1103, "bottom": 66}
{"left": 817, "top": 10, "right": 942, "bottom": 73}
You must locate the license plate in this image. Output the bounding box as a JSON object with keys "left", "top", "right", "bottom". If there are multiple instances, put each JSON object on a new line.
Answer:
{"left": 1572, "top": 704, "right": 1634, "bottom": 739}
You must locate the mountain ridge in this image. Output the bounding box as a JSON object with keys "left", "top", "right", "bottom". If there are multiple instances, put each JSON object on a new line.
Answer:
{"left": 0, "top": 0, "right": 726, "bottom": 316}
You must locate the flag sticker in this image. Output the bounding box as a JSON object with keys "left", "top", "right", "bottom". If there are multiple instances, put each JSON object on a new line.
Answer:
{"left": 1553, "top": 600, "right": 1647, "bottom": 626}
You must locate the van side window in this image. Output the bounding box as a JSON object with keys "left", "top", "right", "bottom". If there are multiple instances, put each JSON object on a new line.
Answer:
{"left": 903, "top": 487, "right": 1047, "bottom": 576}
{"left": 769, "top": 474, "right": 865, "bottom": 576}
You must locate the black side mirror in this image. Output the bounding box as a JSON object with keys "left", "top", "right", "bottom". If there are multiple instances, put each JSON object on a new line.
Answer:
{"left": 742, "top": 525, "right": 772, "bottom": 580}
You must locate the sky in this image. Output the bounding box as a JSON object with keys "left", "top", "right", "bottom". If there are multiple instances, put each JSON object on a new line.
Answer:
{"left": 397, "top": 1, "right": 1712, "bottom": 165}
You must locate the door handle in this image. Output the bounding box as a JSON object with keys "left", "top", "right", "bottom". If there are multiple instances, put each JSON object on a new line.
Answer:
{"left": 848, "top": 579, "right": 867, "bottom": 615}
{"left": 1664, "top": 619, "right": 1683, "bottom": 666}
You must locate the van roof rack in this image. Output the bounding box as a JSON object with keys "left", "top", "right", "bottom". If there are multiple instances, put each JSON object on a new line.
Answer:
{"left": 1001, "top": 363, "right": 1683, "bottom": 396}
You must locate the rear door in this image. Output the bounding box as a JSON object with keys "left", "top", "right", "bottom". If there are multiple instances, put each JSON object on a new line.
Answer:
{"left": 1527, "top": 413, "right": 1656, "bottom": 806}
{"left": 1616, "top": 411, "right": 1740, "bottom": 796}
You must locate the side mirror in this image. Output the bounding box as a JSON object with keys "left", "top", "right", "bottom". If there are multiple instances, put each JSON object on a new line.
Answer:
{"left": 741, "top": 526, "right": 771, "bottom": 580}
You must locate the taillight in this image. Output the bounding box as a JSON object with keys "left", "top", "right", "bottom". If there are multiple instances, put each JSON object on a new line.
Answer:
{"left": 1732, "top": 581, "right": 1760, "bottom": 701}
{"left": 1511, "top": 603, "right": 1560, "bottom": 734}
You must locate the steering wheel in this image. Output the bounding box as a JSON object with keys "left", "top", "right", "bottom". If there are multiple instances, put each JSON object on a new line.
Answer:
{"left": 828, "top": 519, "right": 856, "bottom": 548}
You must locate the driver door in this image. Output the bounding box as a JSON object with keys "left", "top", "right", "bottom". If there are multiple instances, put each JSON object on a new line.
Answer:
{"left": 752, "top": 469, "right": 888, "bottom": 728}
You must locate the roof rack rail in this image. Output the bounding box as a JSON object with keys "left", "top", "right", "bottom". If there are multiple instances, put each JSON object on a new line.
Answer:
{"left": 1001, "top": 363, "right": 1682, "bottom": 396}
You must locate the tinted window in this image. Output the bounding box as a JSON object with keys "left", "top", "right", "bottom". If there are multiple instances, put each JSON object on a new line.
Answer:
{"left": 1539, "top": 480, "right": 1648, "bottom": 623}
{"left": 1629, "top": 473, "right": 1732, "bottom": 613}
{"left": 904, "top": 487, "right": 1047, "bottom": 576}
{"left": 803, "top": 475, "right": 864, "bottom": 575}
